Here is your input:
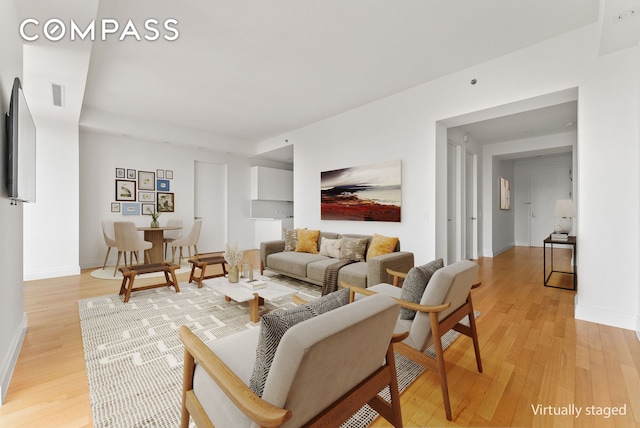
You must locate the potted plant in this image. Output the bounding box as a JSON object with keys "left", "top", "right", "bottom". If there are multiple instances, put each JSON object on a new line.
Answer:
{"left": 224, "top": 243, "right": 243, "bottom": 283}
{"left": 147, "top": 208, "right": 161, "bottom": 228}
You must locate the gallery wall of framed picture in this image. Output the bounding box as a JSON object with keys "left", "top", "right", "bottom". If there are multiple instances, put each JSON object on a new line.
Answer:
{"left": 111, "top": 168, "right": 175, "bottom": 216}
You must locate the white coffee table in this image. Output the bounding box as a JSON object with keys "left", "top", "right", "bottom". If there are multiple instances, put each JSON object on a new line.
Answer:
{"left": 204, "top": 275, "right": 297, "bottom": 323}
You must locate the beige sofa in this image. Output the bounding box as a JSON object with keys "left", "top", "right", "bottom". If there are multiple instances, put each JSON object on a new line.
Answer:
{"left": 260, "top": 232, "right": 414, "bottom": 288}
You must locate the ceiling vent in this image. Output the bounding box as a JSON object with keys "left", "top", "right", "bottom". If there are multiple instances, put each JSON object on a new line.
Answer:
{"left": 51, "top": 82, "right": 64, "bottom": 107}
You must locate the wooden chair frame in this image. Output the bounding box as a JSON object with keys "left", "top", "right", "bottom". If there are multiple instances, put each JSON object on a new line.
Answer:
{"left": 341, "top": 268, "right": 482, "bottom": 421}
{"left": 179, "top": 325, "right": 407, "bottom": 428}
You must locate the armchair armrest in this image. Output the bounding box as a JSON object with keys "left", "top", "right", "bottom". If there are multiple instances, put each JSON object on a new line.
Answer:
{"left": 260, "top": 240, "right": 286, "bottom": 274}
{"left": 386, "top": 268, "right": 407, "bottom": 287}
{"left": 366, "top": 251, "right": 414, "bottom": 286}
{"left": 340, "top": 282, "right": 451, "bottom": 314}
{"left": 179, "top": 326, "right": 292, "bottom": 427}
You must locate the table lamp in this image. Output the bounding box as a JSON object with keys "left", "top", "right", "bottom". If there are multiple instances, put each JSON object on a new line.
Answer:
{"left": 553, "top": 199, "right": 575, "bottom": 234}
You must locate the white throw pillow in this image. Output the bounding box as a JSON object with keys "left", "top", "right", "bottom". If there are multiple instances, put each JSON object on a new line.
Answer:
{"left": 319, "top": 237, "right": 342, "bottom": 258}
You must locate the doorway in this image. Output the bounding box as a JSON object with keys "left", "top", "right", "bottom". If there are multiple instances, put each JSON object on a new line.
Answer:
{"left": 529, "top": 165, "right": 572, "bottom": 246}
{"left": 194, "top": 161, "right": 227, "bottom": 253}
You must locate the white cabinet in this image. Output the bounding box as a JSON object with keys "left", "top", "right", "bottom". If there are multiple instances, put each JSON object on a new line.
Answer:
{"left": 251, "top": 166, "right": 293, "bottom": 201}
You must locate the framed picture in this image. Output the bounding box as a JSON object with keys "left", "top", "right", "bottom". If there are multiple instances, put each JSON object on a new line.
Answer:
{"left": 127, "top": 169, "right": 136, "bottom": 179}
{"left": 122, "top": 203, "right": 141, "bottom": 215}
{"left": 157, "top": 192, "right": 174, "bottom": 212}
{"left": 115, "top": 180, "right": 136, "bottom": 201}
{"left": 156, "top": 169, "right": 164, "bottom": 179}
{"left": 165, "top": 170, "right": 173, "bottom": 179}
{"left": 111, "top": 202, "right": 120, "bottom": 213}
{"left": 139, "top": 191, "right": 155, "bottom": 202}
{"left": 321, "top": 160, "right": 402, "bottom": 222}
{"left": 500, "top": 177, "right": 511, "bottom": 210}
{"left": 115, "top": 168, "right": 125, "bottom": 178}
{"left": 142, "top": 203, "right": 156, "bottom": 216}
{"left": 157, "top": 179, "right": 170, "bottom": 191}
{"left": 138, "top": 171, "right": 155, "bottom": 190}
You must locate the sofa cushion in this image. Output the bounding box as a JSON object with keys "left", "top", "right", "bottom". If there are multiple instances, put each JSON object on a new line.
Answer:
{"left": 296, "top": 229, "right": 320, "bottom": 254}
{"left": 337, "top": 261, "right": 368, "bottom": 288}
{"left": 366, "top": 234, "right": 399, "bottom": 261}
{"left": 339, "top": 237, "right": 368, "bottom": 261}
{"left": 319, "top": 237, "right": 342, "bottom": 258}
{"left": 267, "top": 252, "right": 327, "bottom": 277}
{"left": 399, "top": 258, "right": 444, "bottom": 320}
{"left": 250, "top": 305, "right": 316, "bottom": 397}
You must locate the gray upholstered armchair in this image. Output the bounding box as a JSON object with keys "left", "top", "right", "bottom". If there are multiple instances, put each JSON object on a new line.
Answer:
{"left": 343, "top": 259, "right": 482, "bottom": 421}
{"left": 179, "top": 293, "right": 405, "bottom": 427}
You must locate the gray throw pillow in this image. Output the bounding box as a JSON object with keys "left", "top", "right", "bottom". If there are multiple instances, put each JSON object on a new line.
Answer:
{"left": 305, "top": 288, "right": 350, "bottom": 315}
{"left": 399, "top": 258, "right": 444, "bottom": 320}
{"left": 250, "top": 305, "right": 315, "bottom": 396}
{"left": 283, "top": 228, "right": 297, "bottom": 252}
{"left": 339, "top": 237, "right": 368, "bottom": 261}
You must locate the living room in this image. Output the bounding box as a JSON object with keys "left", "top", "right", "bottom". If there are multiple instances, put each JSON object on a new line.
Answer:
{"left": 2, "top": 0, "right": 640, "bottom": 426}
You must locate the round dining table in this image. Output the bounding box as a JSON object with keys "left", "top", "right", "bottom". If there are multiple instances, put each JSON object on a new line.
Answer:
{"left": 137, "top": 226, "right": 183, "bottom": 264}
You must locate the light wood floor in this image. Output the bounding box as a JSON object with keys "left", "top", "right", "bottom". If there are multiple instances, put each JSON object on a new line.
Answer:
{"left": 1, "top": 247, "right": 639, "bottom": 427}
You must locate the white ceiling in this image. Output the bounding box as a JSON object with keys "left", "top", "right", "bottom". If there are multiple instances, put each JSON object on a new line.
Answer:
{"left": 14, "top": 0, "right": 640, "bottom": 160}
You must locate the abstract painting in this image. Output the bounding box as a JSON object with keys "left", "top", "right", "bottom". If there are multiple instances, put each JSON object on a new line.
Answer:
{"left": 321, "top": 160, "right": 401, "bottom": 222}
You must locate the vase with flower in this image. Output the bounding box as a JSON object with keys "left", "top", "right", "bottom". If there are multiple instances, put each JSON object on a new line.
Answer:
{"left": 224, "top": 243, "right": 243, "bottom": 283}
{"left": 147, "top": 208, "right": 161, "bottom": 228}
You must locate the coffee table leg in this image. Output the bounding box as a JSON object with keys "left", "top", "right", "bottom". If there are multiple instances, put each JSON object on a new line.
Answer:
{"left": 249, "top": 294, "right": 263, "bottom": 323}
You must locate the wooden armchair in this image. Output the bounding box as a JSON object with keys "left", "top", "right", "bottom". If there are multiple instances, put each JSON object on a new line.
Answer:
{"left": 180, "top": 294, "right": 406, "bottom": 427}
{"left": 342, "top": 259, "right": 482, "bottom": 421}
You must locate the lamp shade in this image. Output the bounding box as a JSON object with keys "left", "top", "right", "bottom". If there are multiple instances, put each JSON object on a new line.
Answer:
{"left": 554, "top": 199, "right": 575, "bottom": 218}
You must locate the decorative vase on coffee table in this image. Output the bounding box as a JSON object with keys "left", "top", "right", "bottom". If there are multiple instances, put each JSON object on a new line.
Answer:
{"left": 228, "top": 266, "right": 239, "bottom": 283}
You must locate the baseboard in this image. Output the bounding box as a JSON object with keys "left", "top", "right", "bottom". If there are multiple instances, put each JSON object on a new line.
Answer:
{"left": 492, "top": 243, "right": 514, "bottom": 257}
{"left": 24, "top": 265, "right": 81, "bottom": 281}
{"left": 575, "top": 297, "right": 638, "bottom": 331}
{"left": 0, "top": 312, "right": 28, "bottom": 405}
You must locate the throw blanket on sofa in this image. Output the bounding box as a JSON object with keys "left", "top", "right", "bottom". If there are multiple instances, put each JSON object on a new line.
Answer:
{"left": 322, "top": 260, "right": 357, "bottom": 296}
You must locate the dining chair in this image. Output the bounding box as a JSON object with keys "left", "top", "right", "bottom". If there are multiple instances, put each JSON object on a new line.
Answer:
{"left": 101, "top": 220, "right": 117, "bottom": 270}
{"left": 163, "top": 219, "right": 183, "bottom": 260}
{"left": 171, "top": 219, "right": 202, "bottom": 265}
{"left": 113, "top": 221, "right": 152, "bottom": 276}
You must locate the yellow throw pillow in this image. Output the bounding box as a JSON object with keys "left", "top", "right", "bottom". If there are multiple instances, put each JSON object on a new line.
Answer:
{"left": 295, "top": 229, "right": 320, "bottom": 254}
{"left": 366, "top": 233, "right": 398, "bottom": 260}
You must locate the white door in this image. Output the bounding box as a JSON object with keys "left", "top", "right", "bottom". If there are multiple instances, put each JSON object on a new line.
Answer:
{"left": 447, "top": 143, "right": 458, "bottom": 264}
{"left": 464, "top": 151, "right": 478, "bottom": 259}
{"left": 194, "top": 161, "right": 227, "bottom": 253}
{"left": 529, "top": 166, "right": 571, "bottom": 246}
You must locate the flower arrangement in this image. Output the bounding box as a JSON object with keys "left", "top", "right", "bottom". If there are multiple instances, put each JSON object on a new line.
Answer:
{"left": 224, "top": 243, "right": 243, "bottom": 267}
{"left": 146, "top": 207, "right": 161, "bottom": 222}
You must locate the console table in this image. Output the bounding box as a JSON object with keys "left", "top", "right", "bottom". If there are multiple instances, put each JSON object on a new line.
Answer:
{"left": 543, "top": 235, "right": 577, "bottom": 290}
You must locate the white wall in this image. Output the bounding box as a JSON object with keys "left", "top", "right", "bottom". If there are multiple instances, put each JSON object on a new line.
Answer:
{"left": 24, "top": 118, "right": 80, "bottom": 280}
{"left": 259, "top": 24, "right": 640, "bottom": 331}
{"left": 0, "top": 0, "right": 26, "bottom": 405}
{"left": 492, "top": 158, "right": 515, "bottom": 255}
{"left": 513, "top": 151, "right": 574, "bottom": 246}
{"left": 78, "top": 131, "right": 256, "bottom": 268}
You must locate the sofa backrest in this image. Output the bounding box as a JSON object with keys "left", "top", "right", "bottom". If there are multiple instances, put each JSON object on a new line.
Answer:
{"left": 338, "top": 233, "right": 401, "bottom": 252}
{"left": 259, "top": 294, "right": 399, "bottom": 428}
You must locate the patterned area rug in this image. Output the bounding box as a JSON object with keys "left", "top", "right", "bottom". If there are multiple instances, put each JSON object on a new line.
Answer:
{"left": 78, "top": 275, "right": 474, "bottom": 427}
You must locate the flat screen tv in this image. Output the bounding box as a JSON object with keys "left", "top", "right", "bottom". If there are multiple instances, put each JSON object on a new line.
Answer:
{"left": 5, "top": 77, "right": 36, "bottom": 202}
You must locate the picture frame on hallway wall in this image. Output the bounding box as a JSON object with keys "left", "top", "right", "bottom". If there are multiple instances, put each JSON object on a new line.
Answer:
{"left": 127, "top": 169, "right": 136, "bottom": 179}
{"left": 138, "top": 171, "right": 155, "bottom": 190}
{"left": 139, "top": 191, "right": 155, "bottom": 202}
{"left": 157, "top": 192, "right": 174, "bottom": 212}
{"left": 115, "top": 180, "right": 136, "bottom": 201}
{"left": 122, "top": 203, "right": 141, "bottom": 216}
{"left": 157, "top": 179, "right": 170, "bottom": 191}
{"left": 115, "top": 168, "right": 125, "bottom": 178}
{"left": 500, "top": 177, "right": 510, "bottom": 210}
{"left": 156, "top": 169, "right": 164, "bottom": 179}
{"left": 142, "top": 203, "right": 156, "bottom": 215}
{"left": 111, "top": 202, "right": 120, "bottom": 213}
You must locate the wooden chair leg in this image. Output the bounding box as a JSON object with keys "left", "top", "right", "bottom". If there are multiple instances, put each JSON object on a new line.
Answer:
{"left": 467, "top": 296, "right": 483, "bottom": 373}
{"left": 103, "top": 246, "right": 112, "bottom": 270}
{"left": 430, "top": 312, "right": 453, "bottom": 421}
